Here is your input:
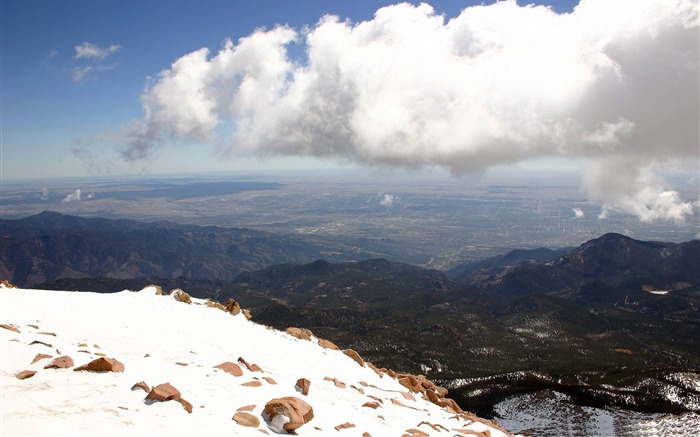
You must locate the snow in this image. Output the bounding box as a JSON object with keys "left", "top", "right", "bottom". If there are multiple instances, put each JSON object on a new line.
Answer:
{"left": 1, "top": 286, "right": 514, "bottom": 436}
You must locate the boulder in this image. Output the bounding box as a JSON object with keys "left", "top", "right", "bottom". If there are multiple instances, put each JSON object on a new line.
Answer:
{"left": 242, "top": 309, "right": 252, "bottom": 320}
{"left": 318, "top": 338, "right": 339, "bottom": 350}
{"left": 44, "top": 356, "right": 73, "bottom": 369}
{"left": 214, "top": 361, "right": 243, "bottom": 376}
{"left": 225, "top": 298, "right": 241, "bottom": 316}
{"left": 295, "top": 378, "right": 310, "bottom": 396}
{"left": 233, "top": 411, "right": 260, "bottom": 428}
{"left": 285, "top": 327, "right": 313, "bottom": 341}
{"left": 342, "top": 349, "right": 364, "bottom": 367}
{"left": 335, "top": 422, "right": 355, "bottom": 431}
{"left": 131, "top": 381, "right": 150, "bottom": 392}
{"left": 170, "top": 289, "right": 191, "bottom": 304}
{"left": 264, "top": 397, "right": 314, "bottom": 433}
{"left": 74, "top": 357, "right": 124, "bottom": 373}
{"left": 362, "top": 401, "right": 380, "bottom": 409}
{"left": 242, "top": 380, "right": 263, "bottom": 387}
{"left": 146, "top": 383, "right": 181, "bottom": 402}
{"left": 16, "top": 370, "right": 37, "bottom": 380}
{"left": 237, "top": 357, "right": 263, "bottom": 372}
{"left": 31, "top": 353, "right": 52, "bottom": 364}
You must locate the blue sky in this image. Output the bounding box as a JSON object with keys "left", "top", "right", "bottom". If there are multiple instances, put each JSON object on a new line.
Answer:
{"left": 1, "top": 0, "right": 698, "bottom": 223}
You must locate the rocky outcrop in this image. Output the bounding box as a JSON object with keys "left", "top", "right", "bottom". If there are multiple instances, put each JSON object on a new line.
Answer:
{"left": 44, "top": 355, "right": 73, "bottom": 369}
{"left": 31, "top": 353, "right": 52, "bottom": 364}
{"left": 74, "top": 357, "right": 124, "bottom": 372}
{"left": 145, "top": 383, "right": 192, "bottom": 414}
{"left": 286, "top": 327, "right": 313, "bottom": 341}
{"left": 214, "top": 361, "right": 243, "bottom": 376}
{"left": 342, "top": 349, "right": 364, "bottom": 367}
{"left": 170, "top": 289, "right": 192, "bottom": 304}
{"left": 318, "top": 338, "right": 339, "bottom": 350}
{"left": 237, "top": 357, "right": 263, "bottom": 372}
{"left": 264, "top": 397, "right": 314, "bottom": 433}
{"left": 225, "top": 298, "right": 241, "bottom": 316}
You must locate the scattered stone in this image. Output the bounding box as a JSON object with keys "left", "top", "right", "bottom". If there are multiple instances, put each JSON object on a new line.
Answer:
{"left": 44, "top": 356, "right": 73, "bottom": 369}
{"left": 204, "top": 299, "right": 227, "bottom": 311}
{"left": 263, "top": 397, "right": 314, "bottom": 433}
{"left": 237, "top": 357, "right": 263, "bottom": 372}
{"left": 342, "top": 349, "right": 365, "bottom": 367}
{"left": 318, "top": 338, "right": 339, "bottom": 350}
{"left": 401, "top": 392, "right": 416, "bottom": 401}
{"left": 78, "top": 350, "right": 90, "bottom": 354}
{"left": 362, "top": 401, "right": 380, "bottom": 409}
{"left": 417, "top": 421, "right": 449, "bottom": 432}
{"left": 31, "top": 353, "right": 52, "bottom": 364}
{"left": 323, "top": 376, "right": 346, "bottom": 388}
{"left": 237, "top": 404, "right": 256, "bottom": 412}
{"left": 93, "top": 344, "right": 100, "bottom": 349}
{"left": 402, "top": 429, "right": 429, "bottom": 437}
{"left": 170, "top": 289, "right": 192, "bottom": 304}
{"left": 285, "top": 327, "right": 313, "bottom": 341}
{"left": 145, "top": 383, "right": 181, "bottom": 402}
{"left": 367, "top": 395, "right": 383, "bottom": 404}
{"left": 242, "top": 309, "right": 252, "bottom": 320}
{"left": 335, "top": 422, "right": 355, "bottom": 431}
{"left": 363, "top": 433, "right": 373, "bottom": 437}
{"left": 78, "top": 343, "right": 88, "bottom": 347}
{"left": 94, "top": 352, "right": 107, "bottom": 357}
{"left": 0, "top": 279, "right": 17, "bottom": 288}
{"left": 390, "top": 398, "right": 421, "bottom": 411}
{"left": 242, "top": 380, "right": 263, "bottom": 387}
{"left": 351, "top": 385, "right": 365, "bottom": 394}
{"left": 295, "top": 378, "right": 311, "bottom": 396}
{"left": 29, "top": 340, "right": 52, "bottom": 348}
{"left": 74, "top": 357, "right": 125, "bottom": 373}
{"left": 144, "top": 353, "right": 150, "bottom": 358}
{"left": 214, "top": 361, "right": 243, "bottom": 376}
{"left": 225, "top": 298, "right": 241, "bottom": 315}
{"left": 28, "top": 324, "right": 39, "bottom": 329}
{"left": 175, "top": 396, "right": 193, "bottom": 414}
{"left": 175, "top": 362, "right": 188, "bottom": 366}
{"left": 366, "top": 362, "right": 384, "bottom": 378}
{"left": 233, "top": 411, "right": 260, "bottom": 428}
{"left": 37, "top": 331, "right": 56, "bottom": 337}
{"left": 359, "top": 381, "right": 369, "bottom": 387}
{"left": 131, "top": 381, "right": 150, "bottom": 392}
{"left": 1, "top": 323, "right": 21, "bottom": 333}
{"left": 145, "top": 285, "right": 163, "bottom": 295}
{"left": 16, "top": 370, "right": 37, "bottom": 380}
{"left": 263, "top": 376, "right": 277, "bottom": 385}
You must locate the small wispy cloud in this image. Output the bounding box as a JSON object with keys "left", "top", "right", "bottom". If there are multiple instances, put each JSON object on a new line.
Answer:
{"left": 62, "top": 189, "right": 81, "bottom": 202}
{"left": 70, "top": 42, "right": 120, "bottom": 84}
{"left": 380, "top": 194, "right": 395, "bottom": 207}
{"left": 74, "top": 42, "right": 120, "bottom": 60}
{"left": 572, "top": 207, "right": 585, "bottom": 219}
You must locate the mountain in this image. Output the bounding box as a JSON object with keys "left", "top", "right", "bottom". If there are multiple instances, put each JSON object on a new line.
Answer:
{"left": 0, "top": 211, "right": 381, "bottom": 287}
{"left": 0, "top": 283, "right": 513, "bottom": 436}
{"left": 446, "top": 247, "right": 571, "bottom": 283}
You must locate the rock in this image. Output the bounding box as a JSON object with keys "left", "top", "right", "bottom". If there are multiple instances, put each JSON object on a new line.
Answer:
{"left": 318, "top": 338, "right": 339, "bottom": 350}
{"left": 263, "top": 397, "right": 314, "bottom": 433}
{"left": 295, "top": 378, "right": 310, "bottom": 396}
{"left": 214, "top": 361, "right": 243, "bottom": 376}
{"left": 0, "top": 279, "right": 18, "bottom": 288}
{"left": 366, "top": 362, "right": 384, "bottom": 378}
{"left": 37, "top": 331, "right": 56, "bottom": 336}
{"left": 29, "top": 340, "right": 52, "bottom": 348}
{"left": 398, "top": 375, "right": 421, "bottom": 393}
{"left": 204, "top": 299, "right": 227, "bottom": 311}
{"left": 44, "top": 356, "right": 73, "bottom": 369}
{"left": 225, "top": 298, "right": 241, "bottom": 315}
{"left": 131, "top": 381, "right": 150, "bottom": 392}
{"left": 237, "top": 404, "right": 256, "bottom": 412}
{"left": 323, "top": 376, "right": 346, "bottom": 388}
{"left": 1, "top": 324, "right": 21, "bottom": 333}
{"left": 237, "top": 357, "right": 263, "bottom": 372}
{"left": 233, "top": 411, "right": 260, "bottom": 427}
{"left": 335, "top": 422, "right": 355, "bottom": 431}
{"left": 145, "top": 285, "right": 163, "bottom": 295}
{"left": 263, "top": 376, "right": 277, "bottom": 385}
{"left": 31, "top": 353, "right": 52, "bottom": 364}
{"left": 175, "top": 396, "right": 193, "bottom": 414}
{"left": 362, "top": 401, "right": 380, "bottom": 409}
{"left": 175, "top": 362, "right": 188, "bottom": 366}
{"left": 16, "top": 370, "right": 37, "bottom": 380}
{"left": 342, "top": 349, "right": 365, "bottom": 367}
{"left": 242, "top": 380, "right": 263, "bottom": 387}
{"left": 74, "top": 357, "right": 125, "bottom": 373}
{"left": 285, "top": 327, "right": 314, "bottom": 341}
{"left": 170, "top": 289, "right": 191, "bottom": 304}
{"left": 242, "top": 309, "right": 252, "bottom": 320}
{"left": 146, "top": 383, "right": 181, "bottom": 402}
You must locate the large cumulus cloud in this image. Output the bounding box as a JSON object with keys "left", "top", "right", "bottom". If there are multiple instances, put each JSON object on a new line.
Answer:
{"left": 120, "top": 0, "right": 699, "bottom": 222}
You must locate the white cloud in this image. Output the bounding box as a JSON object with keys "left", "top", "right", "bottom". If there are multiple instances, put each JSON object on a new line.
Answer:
{"left": 62, "top": 189, "right": 81, "bottom": 202}
{"left": 572, "top": 207, "right": 585, "bottom": 219}
{"left": 380, "top": 194, "right": 394, "bottom": 207}
{"left": 74, "top": 42, "right": 120, "bottom": 60}
{"left": 120, "top": 0, "right": 699, "bottom": 222}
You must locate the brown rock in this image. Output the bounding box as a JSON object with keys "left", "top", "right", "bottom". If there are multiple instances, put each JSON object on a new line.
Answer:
{"left": 146, "top": 383, "right": 181, "bottom": 402}
{"left": 242, "top": 380, "right": 263, "bottom": 387}
{"left": 28, "top": 324, "right": 39, "bottom": 329}
{"left": 242, "top": 308, "right": 252, "bottom": 320}
{"left": 237, "top": 404, "right": 256, "bottom": 412}
{"left": 175, "top": 362, "right": 188, "bottom": 366}
{"left": 233, "top": 411, "right": 260, "bottom": 427}
{"left": 131, "top": 381, "right": 150, "bottom": 392}
{"left": 323, "top": 376, "right": 346, "bottom": 388}
{"left": 363, "top": 433, "right": 373, "bottom": 437}
{"left": 78, "top": 343, "right": 88, "bottom": 347}
{"left": 16, "top": 370, "right": 37, "bottom": 380}
{"left": 94, "top": 352, "right": 107, "bottom": 357}
{"left": 264, "top": 397, "right": 314, "bottom": 432}
{"left": 37, "top": 331, "right": 56, "bottom": 337}
{"left": 0, "top": 279, "right": 18, "bottom": 288}
{"left": 263, "top": 376, "right": 277, "bottom": 385}
{"left": 204, "top": 299, "right": 227, "bottom": 311}
{"left": 342, "top": 349, "right": 365, "bottom": 367}
{"left": 31, "top": 353, "right": 52, "bottom": 364}
{"left": 29, "top": 340, "right": 52, "bottom": 348}
{"left": 93, "top": 344, "right": 101, "bottom": 348}
{"left": 170, "top": 289, "right": 192, "bottom": 304}
{"left": 146, "top": 284, "right": 163, "bottom": 295}
{"left": 398, "top": 375, "right": 422, "bottom": 393}
{"left": 175, "top": 396, "right": 193, "bottom": 414}
{"left": 238, "top": 357, "right": 263, "bottom": 372}
{"left": 295, "top": 378, "right": 311, "bottom": 395}
{"left": 225, "top": 298, "right": 241, "bottom": 315}
{"left": 402, "top": 429, "right": 429, "bottom": 437}
{"left": 436, "top": 397, "right": 462, "bottom": 413}
{"left": 362, "top": 401, "right": 380, "bottom": 409}
{"left": 335, "top": 422, "right": 355, "bottom": 431}
{"left": 214, "top": 361, "right": 243, "bottom": 376}
{"left": 44, "top": 356, "right": 73, "bottom": 369}
{"left": 285, "top": 327, "right": 313, "bottom": 341}
{"left": 74, "top": 357, "right": 125, "bottom": 373}
{"left": 366, "top": 362, "right": 384, "bottom": 378}
{"left": 0, "top": 323, "right": 20, "bottom": 333}
{"left": 318, "top": 338, "right": 339, "bottom": 350}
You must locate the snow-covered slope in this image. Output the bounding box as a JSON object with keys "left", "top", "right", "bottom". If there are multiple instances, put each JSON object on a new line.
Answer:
{"left": 1, "top": 284, "right": 514, "bottom": 436}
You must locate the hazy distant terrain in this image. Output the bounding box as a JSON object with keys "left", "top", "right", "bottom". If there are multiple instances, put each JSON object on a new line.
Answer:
{"left": 2, "top": 170, "right": 697, "bottom": 270}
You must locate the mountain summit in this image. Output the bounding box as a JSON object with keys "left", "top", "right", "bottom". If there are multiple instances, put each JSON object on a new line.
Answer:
{"left": 0, "top": 283, "right": 514, "bottom": 436}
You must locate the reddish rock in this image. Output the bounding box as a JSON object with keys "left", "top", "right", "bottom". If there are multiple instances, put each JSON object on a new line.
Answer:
{"left": 170, "top": 289, "right": 192, "bottom": 304}
{"left": 16, "top": 370, "right": 37, "bottom": 380}
{"left": 175, "top": 362, "right": 188, "bottom": 367}
{"left": 318, "top": 338, "right": 339, "bottom": 350}
{"left": 237, "top": 357, "right": 263, "bottom": 372}
{"left": 362, "top": 401, "right": 380, "bottom": 409}
{"left": 363, "top": 433, "right": 373, "bottom": 437}
{"left": 1, "top": 324, "right": 21, "bottom": 333}
{"left": 323, "top": 376, "right": 346, "bottom": 388}
{"left": 28, "top": 324, "right": 39, "bottom": 329}
{"left": 214, "top": 361, "right": 243, "bottom": 376}
{"left": 233, "top": 411, "right": 260, "bottom": 427}
{"left": 78, "top": 343, "right": 88, "bottom": 347}
{"left": 146, "top": 383, "right": 181, "bottom": 402}
{"left": 237, "top": 404, "right": 256, "bottom": 412}
{"left": 264, "top": 397, "right": 314, "bottom": 432}
{"left": 29, "top": 340, "right": 52, "bottom": 348}
{"left": 242, "top": 309, "right": 252, "bottom": 320}
{"left": 31, "top": 353, "right": 52, "bottom": 364}
{"left": 37, "top": 331, "right": 56, "bottom": 337}
{"left": 0, "top": 279, "right": 17, "bottom": 288}
{"left": 366, "top": 362, "right": 384, "bottom": 378}
{"left": 263, "top": 376, "right": 277, "bottom": 385}
{"left": 241, "top": 380, "right": 263, "bottom": 387}
{"left": 74, "top": 357, "right": 125, "bottom": 373}
{"left": 175, "top": 396, "right": 193, "bottom": 414}
{"left": 225, "top": 298, "right": 241, "bottom": 315}
{"left": 131, "top": 381, "right": 150, "bottom": 392}
{"left": 342, "top": 349, "right": 365, "bottom": 367}
{"left": 285, "top": 327, "right": 313, "bottom": 341}
{"left": 295, "top": 378, "right": 311, "bottom": 396}
{"left": 335, "top": 422, "right": 355, "bottom": 431}
{"left": 44, "top": 356, "right": 73, "bottom": 369}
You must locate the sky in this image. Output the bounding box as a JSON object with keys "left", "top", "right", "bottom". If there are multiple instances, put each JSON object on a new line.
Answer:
{"left": 1, "top": 0, "right": 698, "bottom": 223}
{"left": 1, "top": 284, "right": 511, "bottom": 436}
